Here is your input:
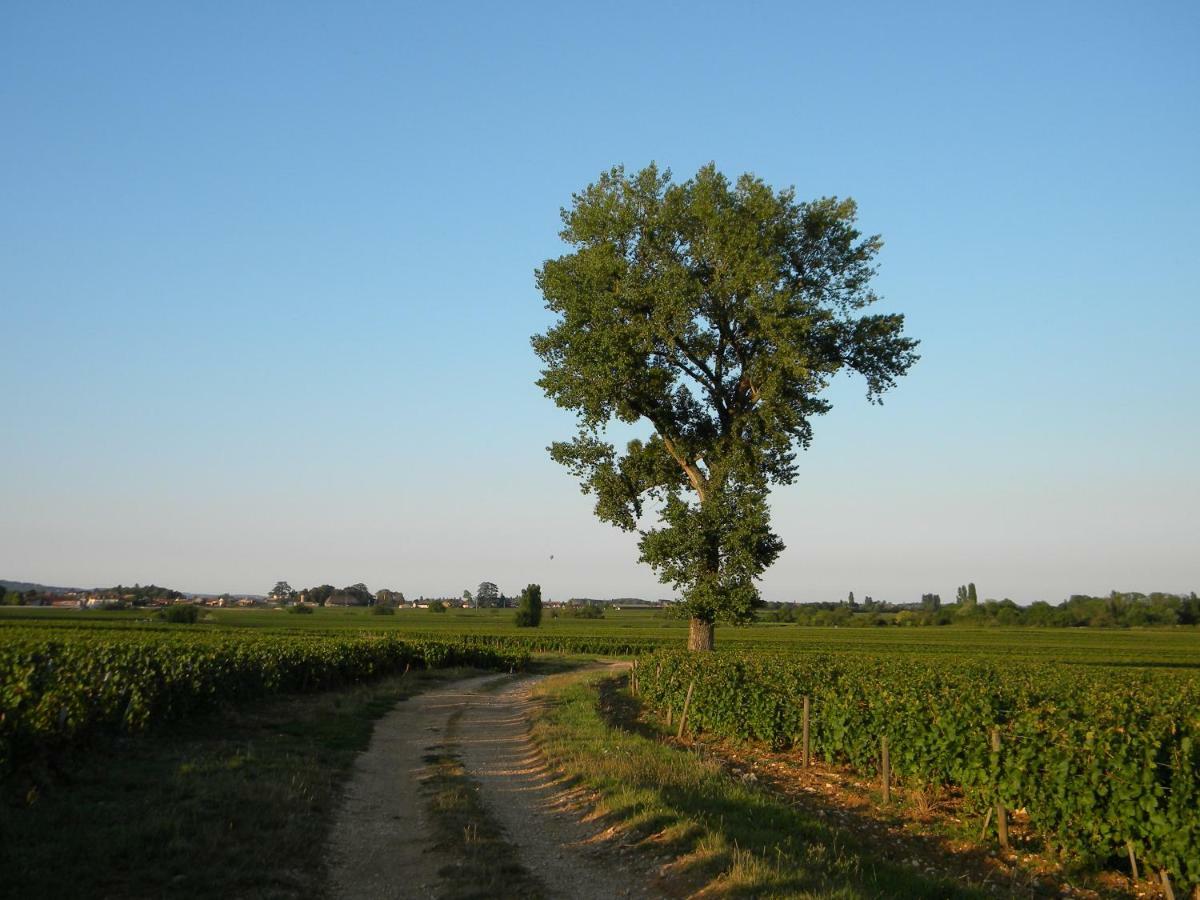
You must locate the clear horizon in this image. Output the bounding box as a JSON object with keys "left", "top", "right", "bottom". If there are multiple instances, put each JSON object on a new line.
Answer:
{"left": 3, "top": 2, "right": 1197, "bottom": 605}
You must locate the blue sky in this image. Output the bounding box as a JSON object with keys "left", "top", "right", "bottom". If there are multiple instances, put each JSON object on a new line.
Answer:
{"left": 2, "top": 1, "right": 1197, "bottom": 602}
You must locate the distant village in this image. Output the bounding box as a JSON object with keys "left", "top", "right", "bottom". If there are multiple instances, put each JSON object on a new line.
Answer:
{"left": 0, "top": 580, "right": 667, "bottom": 611}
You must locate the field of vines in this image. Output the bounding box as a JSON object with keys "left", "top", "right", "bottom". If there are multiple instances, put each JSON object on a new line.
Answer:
{"left": 636, "top": 650, "right": 1200, "bottom": 889}
{"left": 4, "top": 605, "right": 1200, "bottom": 667}
{"left": 0, "top": 628, "right": 528, "bottom": 777}
{"left": 3, "top": 607, "right": 1198, "bottom": 887}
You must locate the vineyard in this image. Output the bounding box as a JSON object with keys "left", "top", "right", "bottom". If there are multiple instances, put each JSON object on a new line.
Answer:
{"left": 3, "top": 607, "right": 1198, "bottom": 891}
{"left": 0, "top": 628, "right": 527, "bottom": 777}
{"left": 4, "top": 605, "right": 1200, "bottom": 666}
{"left": 635, "top": 650, "right": 1200, "bottom": 890}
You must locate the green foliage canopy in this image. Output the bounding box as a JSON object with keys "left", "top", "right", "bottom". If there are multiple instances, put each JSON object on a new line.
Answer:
{"left": 159, "top": 604, "right": 201, "bottom": 624}
{"left": 475, "top": 582, "right": 500, "bottom": 608}
{"left": 270, "top": 581, "right": 296, "bottom": 601}
{"left": 532, "top": 163, "right": 918, "bottom": 632}
{"left": 514, "top": 583, "right": 542, "bottom": 628}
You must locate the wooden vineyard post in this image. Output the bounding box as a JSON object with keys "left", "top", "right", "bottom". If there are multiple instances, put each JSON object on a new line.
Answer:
{"left": 978, "top": 807, "right": 992, "bottom": 840}
{"left": 666, "top": 702, "right": 673, "bottom": 728}
{"left": 991, "top": 727, "right": 1009, "bottom": 851}
{"left": 881, "top": 736, "right": 891, "bottom": 804}
{"left": 677, "top": 679, "right": 696, "bottom": 739}
{"left": 1159, "top": 870, "right": 1175, "bottom": 900}
{"left": 1125, "top": 840, "right": 1138, "bottom": 883}
{"left": 630, "top": 661, "right": 637, "bottom": 696}
{"left": 802, "top": 696, "right": 811, "bottom": 768}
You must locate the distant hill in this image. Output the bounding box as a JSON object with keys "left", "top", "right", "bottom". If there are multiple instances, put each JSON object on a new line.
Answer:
{"left": 1, "top": 579, "right": 89, "bottom": 595}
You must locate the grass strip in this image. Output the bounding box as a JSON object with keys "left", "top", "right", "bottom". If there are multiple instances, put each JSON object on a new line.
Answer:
{"left": 0, "top": 668, "right": 472, "bottom": 899}
{"left": 530, "top": 670, "right": 985, "bottom": 899}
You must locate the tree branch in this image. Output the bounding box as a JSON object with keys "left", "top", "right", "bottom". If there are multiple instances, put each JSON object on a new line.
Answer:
{"left": 661, "top": 433, "right": 708, "bottom": 503}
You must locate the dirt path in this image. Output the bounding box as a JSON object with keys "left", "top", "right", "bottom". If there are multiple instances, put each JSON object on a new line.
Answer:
{"left": 457, "top": 675, "right": 660, "bottom": 900}
{"left": 328, "top": 670, "right": 661, "bottom": 900}
{"left": 327, "top": 673, "right": 505, "bottom": 899}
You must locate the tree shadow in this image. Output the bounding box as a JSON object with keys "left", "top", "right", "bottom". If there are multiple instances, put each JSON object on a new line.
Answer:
{"left": 595, "top": 674, "right": 664, "bottom": 741}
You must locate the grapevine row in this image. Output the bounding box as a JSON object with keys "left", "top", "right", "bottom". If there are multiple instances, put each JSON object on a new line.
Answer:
{"left": 0, "top": 629, "right": 528, "bottom": 776}
{"left": 636, "top": 650, "right": 1200, "bottom": 887}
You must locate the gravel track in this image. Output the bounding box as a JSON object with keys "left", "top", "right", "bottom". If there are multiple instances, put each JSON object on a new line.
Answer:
{"left": 457, "top": 674, "right": 660, "bottom": 899}
{"left": 328, "top": 670, "right": 661, "bottom": 900}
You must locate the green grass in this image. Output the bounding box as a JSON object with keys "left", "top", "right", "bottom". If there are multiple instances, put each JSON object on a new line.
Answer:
{"left": 529, "top": 670, "right": 985, "bottom": 899}
{"left": 3, "top": 604, "right": 1198, "bottom": 668}
{"left": 0, "top": 668, "right": 475, "bottom": 899}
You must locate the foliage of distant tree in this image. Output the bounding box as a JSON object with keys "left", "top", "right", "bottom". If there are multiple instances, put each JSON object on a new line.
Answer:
{"left": 532, "top": 163, "right": 918, "bottom": 649}
{"left": 269, "top": 581, "right": 297, "bottom": 603}
{"left": 555, "top": 603, "right": 604, "bottom": 619}
{"left": 476, "top": 582, "right": 500, "bottom": 607}
{"left": 322, "top": 584, "right": 374, "bottom": 607}
{"left": 288, "top": 583, "right": 389, "bottom": 607}
{"left": 287, "top": 604, "right": 315, "bottom": 615}
{"left": 371, "top": 604, "right": 395, "bottom": 616}
{"left": 0, "top": 588, "right": 44, "bottom": 606}
{"left": 159, "top": 604, "right": 201, "bottom": 624}
{"left": 954, "top": 583, "right": 979, "bottom": 610}
{"left": 428, "top": 600, "right": 448, "bottom": 613}
{"left": 761, "top": 590, "right": 1199, "bottom": 628}
{"left": 100, "top": 584, "right": 184, "bottom": 606}
{"left": 514, "top": 584, "right": 543, "bottom": 628}
{"left": 302, "top": 585, "right": 336, "bottom": 606}
{"left": 375, "top": 589, "right": 402, "bottom": 608}
{"left": 345, "top": 583, "right": 373, "bottom": 604}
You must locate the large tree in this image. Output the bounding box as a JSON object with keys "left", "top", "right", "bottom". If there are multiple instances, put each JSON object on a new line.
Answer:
{"left": 532, "top": 163, "right": 918, "bottom": 649}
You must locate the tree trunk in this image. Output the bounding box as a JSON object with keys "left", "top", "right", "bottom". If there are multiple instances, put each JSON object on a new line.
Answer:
{"left": 688, "top": 617, "right": 715, "bottom": 651}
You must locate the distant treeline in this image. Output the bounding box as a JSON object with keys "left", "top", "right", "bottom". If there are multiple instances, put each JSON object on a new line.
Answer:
{"left": 763, "top": 589, "right": 1200, "bottom": 627}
